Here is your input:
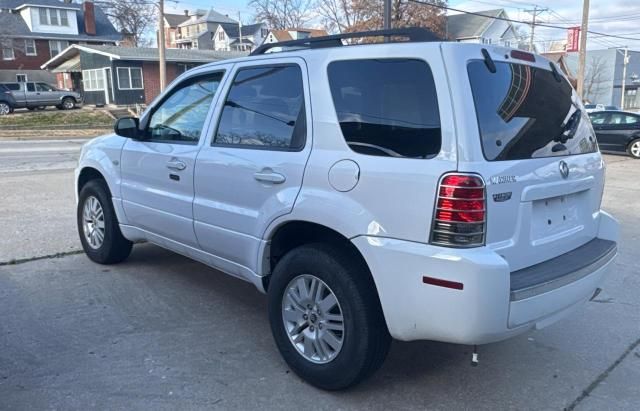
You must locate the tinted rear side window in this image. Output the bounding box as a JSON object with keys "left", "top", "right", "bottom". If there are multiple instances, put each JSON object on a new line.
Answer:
{"left": 2, "top": 83, "right": 20, "bottom": 91}
{"left": 468, "top": 60, "right": 597, "bottom": 161}
{"left": 214, "top": 65, "right": 306, "bottom": 150}
{"left": 327, "top": 59, "right": 441, "bottom": 158}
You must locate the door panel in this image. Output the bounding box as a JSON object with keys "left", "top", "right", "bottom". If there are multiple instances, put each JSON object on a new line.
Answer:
{"left": 120, "top": 70, "right": 228, "bottom": 247}
{"left": 25, "top": 82, "right": 43, "bottom": 105}
{"left": 121, "top": 141, "right": 201, "bottom": 246}
{"left": 193, "top": 58, "right": 311, "bottom": 275}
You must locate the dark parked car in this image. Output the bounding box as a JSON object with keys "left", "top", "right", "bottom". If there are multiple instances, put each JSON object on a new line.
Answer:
{"left": 589, "top": 110, "right": 640, "bottom": 158}
{"left": 0, "top": 84, "right": 18, "bottom": 115}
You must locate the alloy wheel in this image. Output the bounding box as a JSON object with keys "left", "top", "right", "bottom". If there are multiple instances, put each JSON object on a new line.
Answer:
{"left": 631, "top": 141, "right": 640, "bottom": 158}
{"left": 82, "top": 196, "right": 105, "bottom": 249}
{"left": 282, "top": 274, "right": 345, "bottom": 364}
{"left": 0, "top": 103, "right": 10, "bottom": 115}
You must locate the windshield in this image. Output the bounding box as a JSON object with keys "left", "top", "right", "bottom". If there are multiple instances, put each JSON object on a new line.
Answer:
{"left": 468, "top": 60, "right": 597, "bottom": 161}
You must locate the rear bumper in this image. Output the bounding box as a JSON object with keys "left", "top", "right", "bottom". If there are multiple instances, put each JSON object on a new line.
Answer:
{"left": 352, "top": 211, "right": 619, "bottom": 344}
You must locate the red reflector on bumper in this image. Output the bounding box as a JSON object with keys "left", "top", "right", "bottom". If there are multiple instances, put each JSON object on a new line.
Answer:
{"left": 422, "top": 276, "right": 464, "bottom": 290}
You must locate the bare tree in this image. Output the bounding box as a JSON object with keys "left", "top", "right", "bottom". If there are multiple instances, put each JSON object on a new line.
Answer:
{"left": 95, "top": 0, "right": 157, "bottom": 47}
{"left": 249, "top": 0, "right": 314, "bottom": 29}
{"left": 317, "top": 0, "right": 447, "bottom": 36}
{"left": 583, "top": 55, "right": 609, "bottom": 103}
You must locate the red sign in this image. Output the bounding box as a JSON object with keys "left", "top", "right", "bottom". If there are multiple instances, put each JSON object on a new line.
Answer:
{"left": 567, "top": 27, "right": 580, "bottom": 52}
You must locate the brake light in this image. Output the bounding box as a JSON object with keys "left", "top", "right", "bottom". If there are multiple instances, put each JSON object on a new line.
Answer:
{"left": 430, "top": 173, "right": 486, "bottom": 247}
{"left": 510, "top": 50, "right": 536, "bottom": 62}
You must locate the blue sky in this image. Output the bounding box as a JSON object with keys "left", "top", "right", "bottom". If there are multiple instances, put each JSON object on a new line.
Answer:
{"left": 165, "top": 1, "right": 640, "bottom": 51}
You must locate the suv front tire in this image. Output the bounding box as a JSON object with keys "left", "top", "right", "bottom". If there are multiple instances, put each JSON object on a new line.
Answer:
{"left": 267, "top": 243, "right": 391, "bottom": 390}
{"left": 77, "top": 179, "right": 132, "bottom": 264}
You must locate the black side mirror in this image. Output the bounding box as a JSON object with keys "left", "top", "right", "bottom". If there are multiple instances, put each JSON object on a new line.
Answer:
{"left": 114, "top": 116, "right": 141, "bottom": 139}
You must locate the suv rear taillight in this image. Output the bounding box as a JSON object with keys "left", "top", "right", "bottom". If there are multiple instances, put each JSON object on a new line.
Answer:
{"left": 430, "top": 173, "right": 486, "bottom": 248}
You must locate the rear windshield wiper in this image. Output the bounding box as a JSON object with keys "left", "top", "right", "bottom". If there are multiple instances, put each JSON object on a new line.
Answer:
{"left": 555, "top": 109, "right": 581, "bottom": 144}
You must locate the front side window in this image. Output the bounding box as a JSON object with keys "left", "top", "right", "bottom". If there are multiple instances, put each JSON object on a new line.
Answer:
{"left": 36, "top": 83, "right": 53, "bottom": 92}
{"left": 468, "top": 60, "right": 597, "bottom": 161}
{"left": 608, "top": 113, "right": 639, "bottom": 125}
{"left": 146, "top": 73, "right": 223, "bottom": 143}
{"left": 589, "top": 112, "right": 606, "bottom": 124}
{"left": 214, "top": 65, "right": 306, "bottom": 150}
{"left": 26, "top": 83, "right": 36, "bottom": 92}
{"left": 327, "top": 59, "right": 442, "bottom": 158}
{"left": 117, "top": 67, "right": 143, "bottom": 90}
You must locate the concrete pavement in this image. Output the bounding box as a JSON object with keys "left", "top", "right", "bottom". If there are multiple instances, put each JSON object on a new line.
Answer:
{"left": 0, "top": 143, "right": 638, "bottom": 410}
{"left": 0, "top": 139, "right": 86, "bottom": 174}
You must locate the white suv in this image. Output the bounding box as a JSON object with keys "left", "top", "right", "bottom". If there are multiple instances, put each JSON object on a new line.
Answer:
{"left": 75, "top": 29, "right": 619, "bottom": 390}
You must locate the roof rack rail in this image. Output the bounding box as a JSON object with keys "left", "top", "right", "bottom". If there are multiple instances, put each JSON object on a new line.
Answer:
{"left": 250, "top": 27, "right": 442, "bottom": 56}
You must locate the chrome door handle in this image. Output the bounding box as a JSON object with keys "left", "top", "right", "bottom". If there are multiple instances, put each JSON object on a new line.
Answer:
{"left": 254, "top": 171, "right": 286, "bottom": 184}
{"left": 166, "top": 160, "right": 186, "bottom": 171}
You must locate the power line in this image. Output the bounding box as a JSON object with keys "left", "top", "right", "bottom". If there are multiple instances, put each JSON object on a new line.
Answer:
{"left": 408, "top": 0, "right": 640, "bottom": 42}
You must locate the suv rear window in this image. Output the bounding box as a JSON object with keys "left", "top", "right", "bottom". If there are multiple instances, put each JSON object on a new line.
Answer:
{"left": 468, "top": 60, "right": 597, "bottom": 161}
{"left": 327, "top": 59, "right": 441, "bottom": 159}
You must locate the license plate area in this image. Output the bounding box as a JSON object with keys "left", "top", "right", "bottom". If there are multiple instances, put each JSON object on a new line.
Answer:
{"left": 530, "top": 192, "right": 586, "bottom": 243}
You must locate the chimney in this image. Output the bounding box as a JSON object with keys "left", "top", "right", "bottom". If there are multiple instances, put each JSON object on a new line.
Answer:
{"left": 184, "top": 10, "right": 189, "bottom": 16}
{"left": 83, "top": 1, "right": 96, "bottom": 36}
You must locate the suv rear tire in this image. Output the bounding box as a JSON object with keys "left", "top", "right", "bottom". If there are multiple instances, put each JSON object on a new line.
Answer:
{"left": 77, "top": 179, "right": 133, "bottom": 264}
{"left": 267, "top": 243, "right": 391, "bottom": 390}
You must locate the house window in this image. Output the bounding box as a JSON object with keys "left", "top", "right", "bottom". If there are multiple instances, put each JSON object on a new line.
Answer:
{"left": 482, "top": 38, "right": 493, "bottom": 44}
{"left": 49, "top": 40, "right": 69, "bottom": 57}
{"left": 60, "top": 10, "right": 68, "bottom": 26}
{"left": 261, "top": 28, "right": 268, "bottom": 37}
{"left": 16, "top": 74, "right": 27, "bottom": 82}
{"left": 2, "top": 47, "right": 14, "bottom": 60}
{"left": 504, "top": 40, "right": 511, "bottom": 47}
{"left": 218, "top": 31, "right": 225, "bottom": 40}
{"left": 117, "top": 67, "right": 143, "bottom": 90}
{"left": 39, "top": 8, "right": 69, "bottom": 27}
{"left": 25, "top": 39, "right": 37, "bottom": 56}
{"left": 39, "top": 8, "right": 48, "bottom": 25}
{"left": 82, "top": 69, "right": 106, "bottom": 91}
{"left": 50, "top": 9, "right": 59, "bottom": 25}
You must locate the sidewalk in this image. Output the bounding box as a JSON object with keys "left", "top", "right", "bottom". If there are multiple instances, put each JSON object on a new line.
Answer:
{"left": 0, "top": 128, "right": 110, "bottom": 140}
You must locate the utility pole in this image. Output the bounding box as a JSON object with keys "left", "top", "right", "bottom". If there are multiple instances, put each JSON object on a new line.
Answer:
{"left": 238, "top": 12, "right": 243, "bottom": 51}
{"left": 158, "top": 0, "right": 166, "bottom": 92}
{"left": 620, "top": 47, "right": 629, "bottom": 109}
{"left": 524, "top": 6, "right": 548, "bottom": 53}
{"left": 383, "top": 0, "right": 391, "bottom": 29}
{"left": 576, "top": 0, "right": 590, "bottom": 99}
{"left": 383, "top": 0, "right": 391, "bottom": 41}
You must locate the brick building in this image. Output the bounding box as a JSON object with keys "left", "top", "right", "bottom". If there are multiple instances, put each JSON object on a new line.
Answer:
{"left": 41, "top": 44, "right": 246, "bottom": 106}
{"left": 0, "top": 0, "right": 120, "bottom": 85}
{"left": 161, "top": 11, "right": 190, "bottom": 49}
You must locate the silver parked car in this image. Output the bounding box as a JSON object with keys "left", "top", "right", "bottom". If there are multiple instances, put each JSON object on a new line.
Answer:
{"left": 75, "top": 28, "right": 618, "bottom": 390}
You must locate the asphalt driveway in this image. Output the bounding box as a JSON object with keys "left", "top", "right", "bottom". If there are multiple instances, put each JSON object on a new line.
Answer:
{"left": 0, "top": 144, "right": 638, "bottom": 410}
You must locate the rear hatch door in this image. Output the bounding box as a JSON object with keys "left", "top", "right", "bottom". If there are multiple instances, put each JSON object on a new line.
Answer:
{"left": 444, "top": 44, "right": 604, "bottom": 271}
